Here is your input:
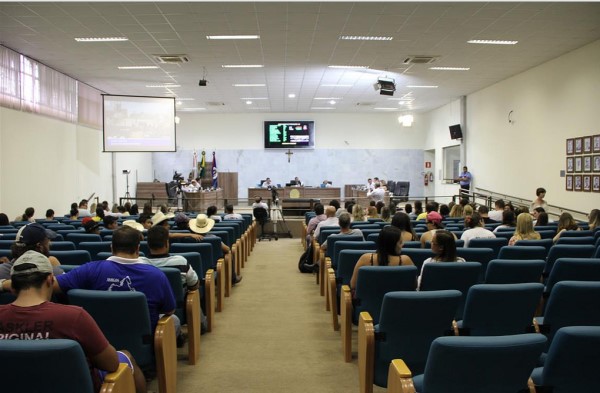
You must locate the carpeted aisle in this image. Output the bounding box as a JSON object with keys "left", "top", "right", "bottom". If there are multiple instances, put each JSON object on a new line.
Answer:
{"left": 154, "top": 237, "right": 386, "bottom": 393}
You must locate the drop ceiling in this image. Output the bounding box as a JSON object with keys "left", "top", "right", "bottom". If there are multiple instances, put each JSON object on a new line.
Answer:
{"left": 1, "top": 1, "right": 599, "bottom": 113}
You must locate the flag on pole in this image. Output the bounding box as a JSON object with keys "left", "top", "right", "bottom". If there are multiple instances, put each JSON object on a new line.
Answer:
{"left": 199, "top": 150, "right": 206, "bottom": 178}
{"left": 212, "top": 151, "right": 218, "bottom": 189}
{"left": 192, "top": 150, "right": 198, "bottom": 179}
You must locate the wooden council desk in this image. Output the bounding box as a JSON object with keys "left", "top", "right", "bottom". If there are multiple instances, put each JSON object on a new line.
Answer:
{"left": 183, "top": 189, "right": 223, "bottom": 212}
{"left": 247, "top": 187, "right": 341, "bottom": 205}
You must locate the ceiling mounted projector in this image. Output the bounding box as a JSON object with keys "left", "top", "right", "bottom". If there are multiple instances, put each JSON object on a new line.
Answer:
{"left": 377, "top": 77, "right": 396, "bottom": 96}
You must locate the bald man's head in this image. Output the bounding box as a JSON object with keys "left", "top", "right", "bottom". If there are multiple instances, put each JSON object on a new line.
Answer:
{"left": 325, "top": 206, "right": 337, "bottom": 217}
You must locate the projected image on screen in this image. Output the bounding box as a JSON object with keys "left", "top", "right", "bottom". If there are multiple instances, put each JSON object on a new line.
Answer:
{"left": 103, "top": 95, "right": 176, "bottom": 152}
{"left": 264, "top": 121, "right": 315, "bottom": 149}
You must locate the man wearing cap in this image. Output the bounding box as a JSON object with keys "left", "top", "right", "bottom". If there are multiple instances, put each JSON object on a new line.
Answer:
{"left": 0, "top": 223, "right": 64, "bottom": 281}
{"left": 419, "top": 211, "right": 456, "bottom": 248}
{"left": 0, "top": 251, "right": 147, "bottom": 393}
{"left": 82, "top": 216, "right": 101, "bottom": 234}
{"left": 51, "top": 226, "right": 176, "bottom": 336}
{"left": 189, "top": 214, "right": 242, "bottom": 285}
{"left": 151, "top": 211, "right": 203, "bottom": 242}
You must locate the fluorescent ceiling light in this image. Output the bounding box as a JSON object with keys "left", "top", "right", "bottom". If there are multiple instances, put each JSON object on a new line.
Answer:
{"left": 207, "top": 35, "right": 260, "bottom": 40}
{"left": 178, "top": 108, "right": 206, "bottom": 111}
{"left": 222, "top": 64, "right": 264, "bottom": 68}
{"left": 313, "top": 97, "right": 342, "bottom": 100}
{"left": 311, "top": 107, "right": 335, "bottom": 110}
{"left": 468, "top": 40, "right": 518, "bottom": 45}
{"left": 328, "top": 65, "right": 369, "bottom": 69}
{"left": 407, "top": 85, "right": 438, "bottom": 88}
{"left": 74, "top": 37, "right": 128, "bottom": 42}
{"left": 233, "top": 84, "right": 266, "bottom": 87}
{"left": 339, "top": 35, "right": 393, "bottom": 41}
{"left": 429, "top": 67, "right": 470, "bottom": 71}
{"left": 329, "top": 100, "right": 336, "bottom": 105}
{"left": 374, "top": 107, "right": 399, "bottom": 110}
{"left": 246, "top": 101, "right": 253, "bottom": 105}
{"left": 288, "top": 93, "right": 296, "bottom": 98}
{"left": 321, "top": 84, "right": 353, "bottom": 87}
{"left": 146, "top": 84, "right": 180, "bottom": 88}
{"left": 118, "top": 66, "right": 159, "bottom": 70}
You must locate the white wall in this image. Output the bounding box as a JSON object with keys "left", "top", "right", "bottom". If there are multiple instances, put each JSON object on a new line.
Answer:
{"left": 0, "top": 108, "right": 116, "bottom": 219}
{"left": 423, "top": 39, "right": 600, "bottom": 214}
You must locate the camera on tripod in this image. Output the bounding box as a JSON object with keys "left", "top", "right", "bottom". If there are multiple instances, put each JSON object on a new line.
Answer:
{"left": 172, "top": 171, "right": 184, "bottom": 182}
{"left": 269, "top": 186, "right": 280, "bottom": 205}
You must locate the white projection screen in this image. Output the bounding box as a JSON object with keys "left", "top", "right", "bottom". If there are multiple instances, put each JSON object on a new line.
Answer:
{"left": 103, "top": 95, "right": 176, "bottom": 152}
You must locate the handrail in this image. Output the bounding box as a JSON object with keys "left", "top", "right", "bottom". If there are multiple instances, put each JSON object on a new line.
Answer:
{"left": 475, "top": 187, "right": 588, "bottom": 221}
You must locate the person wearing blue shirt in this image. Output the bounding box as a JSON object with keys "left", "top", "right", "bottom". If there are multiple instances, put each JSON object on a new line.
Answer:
{"left": 457, "top": 166, "right": 472, "bottom": 197}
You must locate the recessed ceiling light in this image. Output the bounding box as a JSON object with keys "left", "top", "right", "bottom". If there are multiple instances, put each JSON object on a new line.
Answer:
{"left": 329, "top": 100, "right": 337, "bottom": 105}
{"left": 118, "top": 66, "right": 159, "bottom": 70}
{"left": 222, "top": 65, "right": 264, "bottom": 68}
{"left": 233, "top": 84, "right": 266, "bottom": 87}
{"left": 374, "top": 107, "right": 399, "bottom": 110}
{"left": 311, "top": 107, "right": 335, "bottom": 110}
{"left": 328, "top": 65, "right": 370, "bottom": 69}
{"left": 339, "top": 35, "right": 393, "bottom": 41}
{"left": 467, "top": 40, "right": 518, "bottom": 45}
{"left": 246, "top": 100, "right": 253, "bottom": 105}
{"left": 406, "top": 85, "right": 438, "bottom": 88}
{"left": 429, "top": 67, "right": 470, "bottom": 71}
{"left": 321, "top": 84, "right": 353, "bottom": 87}
{"left": 146, "top": 84, "right": 181, "bottom": 88}
{"left": 206, "top": 35, "right": 260, "bottom": 40}
{"left": 288, "top": 93, "right": 296, "bottom": 98}
{"left": 314, "top": 97, "right": 342, "bottom": 100}
{"left": 75, "top": 37, "right": 128, "bottom": 42}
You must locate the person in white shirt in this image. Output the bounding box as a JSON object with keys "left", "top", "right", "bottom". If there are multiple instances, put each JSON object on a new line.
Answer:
{"left": 367, "top": 182, "right": 385, "bottom": 203}
{"left": 262, "top": 178, "right": 273, "bottom": 188}
{"left": 488, "top": 199, "right": 505, "bottom": 222}
{"left": 418, "top": 230, "right": 465, "bottom": 289}
{"left": 366, "top": 178, "right": 374, "bottom": 191}
{"left": 460, "top": 212, "right": 496, "bottom": 247}
{"left": 223, "top": 204, "right": 243, "bottom": 220}
{"left": 313, "top": 206, "right": 339, "bottom": 239}
{"left": 252, "top": 196, "right": 269, "bottom": 210}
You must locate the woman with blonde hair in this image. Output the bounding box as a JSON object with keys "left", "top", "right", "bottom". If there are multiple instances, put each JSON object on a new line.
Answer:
{"left": 366, "top": 205, "right": 378, "bottom": 219}
{"left": 449, "top": 204, "right": 464, "bottom": 218}
{"left": 463, "top": 204, "right": 474, "bottom": 217}
{"left": 509, "top": 213, "right": 541, "bottom": 245}
{"left": 380, "top": 206, "right": 392, "bottom": 223}
{"left": 352, "top": 204, "right": 366, "bottom": 222}
{"left": 553, "top": 212, "right": 581, "bottom": 242}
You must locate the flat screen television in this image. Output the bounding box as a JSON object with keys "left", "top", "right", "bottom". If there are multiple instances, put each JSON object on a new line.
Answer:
{"left": 264, "top": 121, "right": 315, "bottom": 149}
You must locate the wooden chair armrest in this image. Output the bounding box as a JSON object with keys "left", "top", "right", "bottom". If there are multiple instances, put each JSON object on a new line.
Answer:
{"left": 452, "top": 320, "right": 459, "bottom": 336}
{"left": 327, "top": 268, "right": 339, "bottom": 331}
{"left": 527, "top": 377, "right": 536, "bottom": 393}
{"left": 223, "top": 255, "right": 232, "bottom": 297}
{"left": 341, "top": 285, "right": 353, "bottom": 362}
{"left": 387, "top": 359, "right": 416, "bottom": 393}
{"left": 154, "top": 315, "right": 177, "bottom": 393}
{"left": 185, "top": 288, "right": 201, "bottom": 365}
{"left": 204, "top": 269, "right": 215, "bottom": 332}
{"left": 100, "top": 363, "right": 136, "bottom": 393}
{"left": 533, "top": 318, "right": 540, "bottom": 334}
{"left": 325, "top": 256, "right": 331, "bottom": 270}
{"left": 358, "top": 312, "right": 375, "bottom": 393}
{"left": 216, "top": 260, "right": 224, "bottom": 312}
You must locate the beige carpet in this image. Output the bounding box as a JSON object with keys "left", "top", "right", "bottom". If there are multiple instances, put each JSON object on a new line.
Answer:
{"left": 148, "top": 237, "right": 387, "bottom": 392}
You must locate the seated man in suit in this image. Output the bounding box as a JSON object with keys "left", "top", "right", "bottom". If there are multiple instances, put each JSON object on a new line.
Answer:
{"left": 0, "top": 251, "right": 147, "bottom": 393}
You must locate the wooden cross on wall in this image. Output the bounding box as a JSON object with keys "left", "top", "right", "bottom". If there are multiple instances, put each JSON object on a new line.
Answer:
{"left": 285, "top": 149, "right": 294, "bottom": 163}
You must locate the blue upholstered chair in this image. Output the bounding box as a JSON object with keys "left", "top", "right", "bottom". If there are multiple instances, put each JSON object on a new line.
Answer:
{"left": 535, "top": 281, "right": 600, "bottom": 350}
{"left": 485, "top": 259, "right": 545, "bottom": 284}
{"left": 341, "top": 265, "right": 418, "bottom": 362}
{"left": 401, "top": 248, "right": 435, "bottom": 272}
{"left": 468, "top": 237, "right": 508, "bottom": 258}
{"left": 455, "top": 283, "right": 544, "bottom": 336}
{"left": 556, "top": 236, "right": 595, "bottom": 245}
{"left": 48, "top": 241, "right": 77, "bottom": 251}
{"left": 0, "top": 339, "right": 135, "bottom": 393}
{"left": 358, "top": 290, "right": 461, "bottom": 392}
{"left": 419, "top": 262, "right": 482, "bottom": 320}
{"left": 0, "top": 249, "right": 11, "bottom": 259}
{"left": 497, "top": 245, "right": 547, "bottom": 261}
{"left": 0, "top": 240, "right": 14, "bottom": 249}
{"left": 158, "top": 266, "right": 201, "bottom": 365}
{"left": 387, "top": 334, "right": 547, "bottom": 393}
{"left": 544, "top": 258, "right": 600, "bottom": 297}
{"left": 67, "top": 289, "right": 177, "bottom": 393}
{"left": 455, "top": 247, "right": 494, "bottom": 282}
{"left": 514, "top": 238, "right": 553, "bottom": 254}
{"left": 65, "top": 233, "right": 101, "bottom": 245}
{"left": 77, "top": 241, "right": 111, "bottom": 259}
{"left": 545, "top": 245, "right": 596, "bottom": 278}
{"left": 531, "top": 326, "right": 600, "bottom": 393}
{"left": 559, "top": 229, "right": 594, "bottom": 238}
{"left": 49, "top": 250, "right": 91, "bottom": 266}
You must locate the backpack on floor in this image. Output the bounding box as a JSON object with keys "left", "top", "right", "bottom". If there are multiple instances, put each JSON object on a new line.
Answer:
{"left": 298, "top": 243, "right": 314, "bottom": 273}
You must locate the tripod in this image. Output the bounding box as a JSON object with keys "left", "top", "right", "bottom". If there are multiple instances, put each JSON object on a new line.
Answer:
{"left": 270, "top": 199, "right": 292, "bottom": 238}
{"left": 124, "top": 172, "right": 131, "bottom": 201}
